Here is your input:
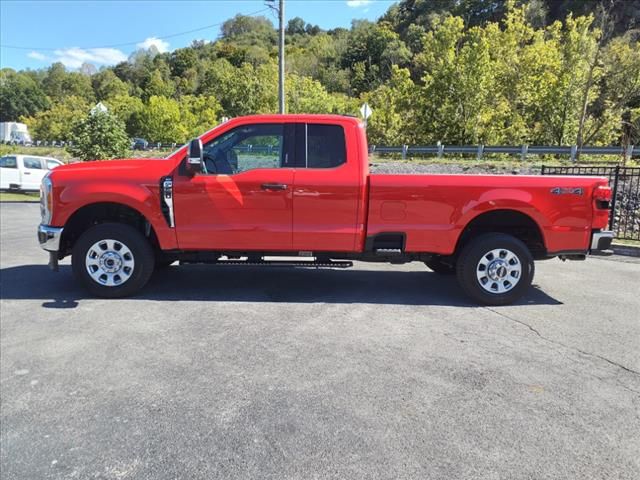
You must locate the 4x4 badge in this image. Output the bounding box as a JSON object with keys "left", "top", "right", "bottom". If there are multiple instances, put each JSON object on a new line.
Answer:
{"left": 550, "top": 187, "right": 583, "bottom": 195}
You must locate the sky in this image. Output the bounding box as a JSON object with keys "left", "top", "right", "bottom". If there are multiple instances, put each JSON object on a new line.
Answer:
{"left": 0, "top": 0, "right": 395, "bottom": 70}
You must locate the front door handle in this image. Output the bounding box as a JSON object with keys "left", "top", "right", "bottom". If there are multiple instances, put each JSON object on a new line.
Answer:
{"left": 261, "top": 183, "right": 287, "bottom": 191}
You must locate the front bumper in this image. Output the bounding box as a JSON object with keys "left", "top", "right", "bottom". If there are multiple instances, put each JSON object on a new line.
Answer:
{"left": 38, "top": 224, "right": 63, "bottom": 252}
{"left": 591, "top": 230, "right": 614, "bottom": 251}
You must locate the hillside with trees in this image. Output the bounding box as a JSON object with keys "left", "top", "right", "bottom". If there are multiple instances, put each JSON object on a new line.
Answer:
{"left": 1, "top": 0, "right": 638, "bottom": 150}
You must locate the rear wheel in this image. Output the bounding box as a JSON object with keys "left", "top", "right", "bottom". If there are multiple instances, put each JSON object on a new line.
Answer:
{"left": 72, "top": 223, "right": 155, "bottom": 298}
{"left": 425, "top": 258, "right": 455, "bottom": 275}
{"left": 456, "top": 233, "right": 534, "bottom": 305}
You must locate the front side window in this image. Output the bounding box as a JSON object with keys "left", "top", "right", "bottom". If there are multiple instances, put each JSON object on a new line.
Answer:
{"left": 0, "top": 156, "right": 17, "bottom": 168}
{"left": 202, "top": 124, "right": 285, "bottom": 174}
{"left": 306, "top": 124, "right": 346, "bottom": 169}
{"left": 23, "top": 157, "right": 44, "bottom": 169}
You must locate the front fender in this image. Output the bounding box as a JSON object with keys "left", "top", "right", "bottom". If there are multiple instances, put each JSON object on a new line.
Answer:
{"left": 53, "top": 182, "right": 178, "bottom": 250}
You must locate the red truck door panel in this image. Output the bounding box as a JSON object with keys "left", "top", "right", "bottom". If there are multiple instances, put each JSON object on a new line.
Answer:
{"left": 173, "top": 123, "right": 295, "bottom": 251}
{"left": 292, "top": 123, "right": 363, "bottom": 252}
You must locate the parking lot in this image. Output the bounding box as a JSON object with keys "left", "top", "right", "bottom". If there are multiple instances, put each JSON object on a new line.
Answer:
{"left": 1, "top": 202, "right": 639, "bottom": 479}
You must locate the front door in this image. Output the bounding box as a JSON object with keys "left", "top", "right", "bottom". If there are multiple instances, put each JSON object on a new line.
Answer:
{"left": 173, "top": 123, "right": 295, "bottom": 251}
{"left": 0, "top": 156, "right": 19, "bottom": 189}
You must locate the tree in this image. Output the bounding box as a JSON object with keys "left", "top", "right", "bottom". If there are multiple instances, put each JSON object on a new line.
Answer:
{"left": 42, "top": 62, "right": 95, "bottom": 102}
{"left": 24, "top": 96, "right": 90, "bottom": 141}
{"left": 67, "top": 109, "right": 130, "bottom": 161}
{"left": 0, "top": 69, "right": 49, "bottom": 121}
{"left": 220, "top": 14, "right": 276, "bottom": 45}
{"left": 286, "top": 74, "right": 336, "bottom": 113}
{"left": 92, "top": 69, "right": 130, "bottom": 101}
{"left": 103, "top": 94, "right": 144, "bottom": 135}
{"left": 179, "top": 95, "right": 222, "bottom": 138}
{"left": 365, "top": 66, "right": 416, "bottom": 145}
{"left": 133, "top": 95, "right": 187, "bottom": 143}
{"left": 287, "top": 17, "right": 306, "bottom": 36}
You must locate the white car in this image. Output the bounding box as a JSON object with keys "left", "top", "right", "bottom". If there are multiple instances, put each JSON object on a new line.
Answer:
{"left": 0, "top": 155, "right": 64, "bottom": 192}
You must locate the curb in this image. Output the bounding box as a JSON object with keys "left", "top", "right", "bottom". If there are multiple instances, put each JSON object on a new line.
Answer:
{"left": 611, "top": 243, "right": 640, "bottom": 257}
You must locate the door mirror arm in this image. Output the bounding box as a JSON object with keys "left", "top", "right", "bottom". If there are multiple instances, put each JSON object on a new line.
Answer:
{"left": 186, "top": 138, "right": 203, "bottom": 176}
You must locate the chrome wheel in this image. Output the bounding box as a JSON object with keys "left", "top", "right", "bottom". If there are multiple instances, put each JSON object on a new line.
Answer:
{"left": 476, "top": 248, "right": 521, "bottom": 294}
{"left": 85, "top": 239, "right": 135, "bottom": 287}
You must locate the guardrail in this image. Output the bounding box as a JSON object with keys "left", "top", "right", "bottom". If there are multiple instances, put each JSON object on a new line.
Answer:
{"left": 3, "top": 141, "right": 637, "bottom": 161}
{"left": 541, "top": 165, "right": 640, "bottom": 241}
{"left": 370, "top": 144, "right": 637, "bottom": 162}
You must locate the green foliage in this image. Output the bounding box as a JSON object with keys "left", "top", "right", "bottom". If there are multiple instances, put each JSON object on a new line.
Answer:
{"left": 92, "top": 70, "right": 129, "bottom": 100}
{"left": 67, "top": 110, "right": 130, "bottom": 160}
{"left": 0, "top": 69, "right": 50, "bottom": 122}
{"left": 5, "top": 0, "right": 637, "bottom": 154}
{"left": 41, "top": 63, "right": 95, "bottom": 103}
{"left": 133, "top": 95, "right": 186, "bottom": 144}
{"left": 23, "top": 96, "right": 90, "bottom": 141}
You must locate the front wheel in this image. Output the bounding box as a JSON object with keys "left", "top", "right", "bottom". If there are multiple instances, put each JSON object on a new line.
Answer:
{"left": 72, "top": 223, "right": 155, "bottom": 298}
{"left": 456, "top": 233, "right": 534, "bottom": 306}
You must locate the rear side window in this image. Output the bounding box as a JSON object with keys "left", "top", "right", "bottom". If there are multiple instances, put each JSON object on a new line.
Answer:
{"left": 23, "top": 157, "right": 43, "bottom": 169}
{"left": 47, "top": 160, "right": 61, "bottom": 169}
{"left": 0, "top": 156, "right": 17, "bottom": 168}
{"left": 306, "top": 124, "right": 346, "bottom": 169}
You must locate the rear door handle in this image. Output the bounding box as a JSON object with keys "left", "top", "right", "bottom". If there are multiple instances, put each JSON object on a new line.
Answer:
{"left": 23, "top": 172, "right": 31, "bottom": 175}
{"left": 261, "top": 183, "right": 287, "bottom": 191}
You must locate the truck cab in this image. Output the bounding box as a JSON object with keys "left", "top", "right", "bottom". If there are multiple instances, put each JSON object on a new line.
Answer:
{"left": 37, "top": 114, "right": 614, "bottom": 305}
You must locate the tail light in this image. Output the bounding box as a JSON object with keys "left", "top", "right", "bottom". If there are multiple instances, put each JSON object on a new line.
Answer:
{"left": 593, "top": 185, "right": 612, "bottom": 210}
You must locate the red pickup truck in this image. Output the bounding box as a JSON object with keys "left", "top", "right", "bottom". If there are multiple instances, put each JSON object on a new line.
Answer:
{"left": 38, "top": 114, "right": 613, "bottom": 305}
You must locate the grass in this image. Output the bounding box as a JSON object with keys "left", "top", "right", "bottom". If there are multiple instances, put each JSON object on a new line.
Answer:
{"left": 612, "top": 238, "right": 640, "bottom": 247}
{"left": 0, "top": 191, "right": 40, "bottom": 202}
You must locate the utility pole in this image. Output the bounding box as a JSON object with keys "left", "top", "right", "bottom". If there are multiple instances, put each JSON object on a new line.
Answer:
{"left": 266, "top": 0, "right": 285, "bottom": 113}
{"left": 278, "top": 0, "right": 285, "bottom": 114}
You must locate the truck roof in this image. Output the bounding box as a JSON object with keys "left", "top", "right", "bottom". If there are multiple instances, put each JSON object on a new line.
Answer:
{"left": 223, "top": 114, "right": 361, "bottom": 125}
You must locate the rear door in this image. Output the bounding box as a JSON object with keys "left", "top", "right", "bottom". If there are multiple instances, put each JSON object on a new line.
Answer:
{"left": 0, "top": 156, "right": 20, "bottom": 190}
{"left": 292, "top": 123, "right": 364, "bottom": 252}
{"left": 20, "top": 156, "right": 47, "bottom": 190}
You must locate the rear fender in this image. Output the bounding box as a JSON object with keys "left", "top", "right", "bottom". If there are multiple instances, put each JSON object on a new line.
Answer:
{"left": 455, "top": 192, "right": 550, "bottom": 249}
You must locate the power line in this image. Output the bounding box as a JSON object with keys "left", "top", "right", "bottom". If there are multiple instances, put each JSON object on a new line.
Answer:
{"left": 0, "top": 7, "right": 270, "bottom": 51}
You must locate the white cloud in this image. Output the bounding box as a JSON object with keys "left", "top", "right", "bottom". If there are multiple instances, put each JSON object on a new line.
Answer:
{"left": 136, "top": 37, "right": 170, "bottom": 53}
{"left": 28, "top": 51, "right": 47, "bottom": 61}
{"left": 346, "top": 0, "right": 372, "bottom": 7}
{"left": 51, "top": 47, "right": 127, "bottom": 68}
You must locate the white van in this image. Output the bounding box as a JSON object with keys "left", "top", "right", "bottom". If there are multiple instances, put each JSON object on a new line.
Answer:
{"left": 0, "top": 155, "right": 64, "bottom": 191}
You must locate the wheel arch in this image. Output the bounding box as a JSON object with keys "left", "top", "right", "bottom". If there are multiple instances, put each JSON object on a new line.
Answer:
{"left": 59, "top": 202, "right": 160, "bottom": 258}
{"left": 455, "top": 209, "right": 547, "bottom": 259}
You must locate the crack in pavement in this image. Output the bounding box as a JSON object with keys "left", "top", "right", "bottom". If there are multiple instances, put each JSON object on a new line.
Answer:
{"left": 485, "top": 307, "right": 640, "bottom": 377}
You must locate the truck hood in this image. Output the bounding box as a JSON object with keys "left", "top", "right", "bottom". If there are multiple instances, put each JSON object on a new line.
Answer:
{"left": 50, "top": 157, "right": 178, "bottom": 185}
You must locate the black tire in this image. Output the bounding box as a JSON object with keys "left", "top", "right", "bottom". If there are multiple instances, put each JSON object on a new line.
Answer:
{"left": 72, "top": 223, "right": 155, "bottom": 298}
{"left": 425, "top": 258, "right": 456, "bottom": 275}
{"left": 456, "top": 233, "right": 534, "bottom": 306}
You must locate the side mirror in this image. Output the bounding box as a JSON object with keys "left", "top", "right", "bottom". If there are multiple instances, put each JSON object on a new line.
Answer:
{"left": 186, "top": 138, "right": 203, "bottom": 175}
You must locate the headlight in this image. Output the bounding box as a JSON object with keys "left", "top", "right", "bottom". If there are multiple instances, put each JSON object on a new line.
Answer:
{"left": 40, "top": 173, "right": 53, "bottom": 224}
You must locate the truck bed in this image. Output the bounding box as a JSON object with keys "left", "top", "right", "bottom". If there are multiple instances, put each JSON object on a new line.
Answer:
{"left": 367, "top": 174, "right": 609, "bottom": 255}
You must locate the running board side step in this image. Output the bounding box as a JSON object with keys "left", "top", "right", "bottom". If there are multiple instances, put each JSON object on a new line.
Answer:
{"left": 374, "top": 248, "right": 402, "bottom": 255}
{"left": 180, "top": 260, "right": 354, "bottom": 268}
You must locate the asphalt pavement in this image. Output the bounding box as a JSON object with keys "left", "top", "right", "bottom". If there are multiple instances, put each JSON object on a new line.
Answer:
{"left": 1, "top": 203, "right": 639, "bottom": 479}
